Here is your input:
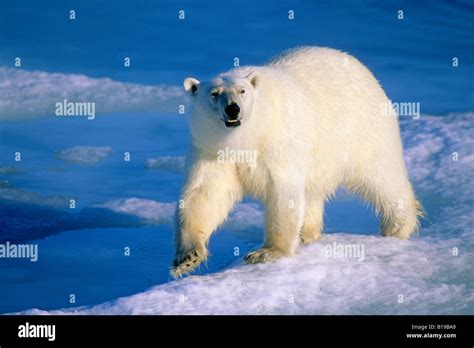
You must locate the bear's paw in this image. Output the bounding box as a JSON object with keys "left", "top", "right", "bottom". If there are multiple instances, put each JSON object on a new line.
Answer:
{"left": 171, "top": 245, "right": 208, "bottom": 278}
{"left": 244, "top": 247, "right": 288, "bottom": 264}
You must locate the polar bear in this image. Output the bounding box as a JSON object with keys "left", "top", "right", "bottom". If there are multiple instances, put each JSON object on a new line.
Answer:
{"left": 171, "top": 47, "right": 422, "bottom": 277}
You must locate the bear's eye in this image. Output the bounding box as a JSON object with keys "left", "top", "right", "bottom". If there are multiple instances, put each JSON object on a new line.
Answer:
{"left": 240, "top": 89, "right": 245, "bottom": 94}
{"left": 211, "top": 91, "right": 219, "bottom": 97}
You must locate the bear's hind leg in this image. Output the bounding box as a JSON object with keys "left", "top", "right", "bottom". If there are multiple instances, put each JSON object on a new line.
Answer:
{"left": 300, "top": 197, "right": 324, "bottom": 244}
{"left": 359, "top": 174, "right": 422, "bottom": 239}
{"left": 379, "top": 192, "right": 422, "bottom": 239}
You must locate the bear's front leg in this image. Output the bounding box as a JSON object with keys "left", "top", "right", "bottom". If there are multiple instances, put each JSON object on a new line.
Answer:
{"left": 245, "top": 176, "right": 305, "bottom": 264}
{"left": 171, "top": 159, "right": 242, "bottom": 278}
{"left": 172, "top": 226, "right": 209, "bottom": 278}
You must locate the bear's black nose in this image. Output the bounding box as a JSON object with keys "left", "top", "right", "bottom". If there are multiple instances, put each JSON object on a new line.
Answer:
{"left": 225, "top": 103, "right": 240, "bottom": 119}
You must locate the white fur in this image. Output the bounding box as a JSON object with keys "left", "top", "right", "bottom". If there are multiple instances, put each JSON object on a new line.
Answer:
{"left": 172, "top": 47, "right": 422, "bottom": 277}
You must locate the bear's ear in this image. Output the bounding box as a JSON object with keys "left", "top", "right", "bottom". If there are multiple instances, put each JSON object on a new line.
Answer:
{"left": 183, "top": 77, "right": 200, "bottom": 96}
{"left": 247, "top": 72, "right": 260, "bottom": 89}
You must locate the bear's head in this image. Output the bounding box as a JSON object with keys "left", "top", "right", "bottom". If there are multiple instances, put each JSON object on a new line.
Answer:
{"left": 183, "top": 71, "right": 260, "bottom": 130}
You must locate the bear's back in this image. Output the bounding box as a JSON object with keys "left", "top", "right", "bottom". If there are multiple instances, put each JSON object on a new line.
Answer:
{"left": 267, "top": 47, "right": 377, "bottom": 87}
{"left": 267, "top": 46, "right": 358, "bottom": 71}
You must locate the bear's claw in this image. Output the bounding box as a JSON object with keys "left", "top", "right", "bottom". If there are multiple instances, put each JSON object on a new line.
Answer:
{"left": 171, "top": 246, "right": 207, "bottom": 278}
{"left": 244, "top": 247, "right": 287, "bottom": 264}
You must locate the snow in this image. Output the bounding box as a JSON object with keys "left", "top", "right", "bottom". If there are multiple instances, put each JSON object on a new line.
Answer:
{"left": 0, "top": 166, "right": 25, "bottom": 175}
{"left": 16, "top": 113, "right": 474, "bottom": 315}
{"left": 0, "top": 67, "right": 184, "bottom": 121}
{"left": 56, "top": 146, "right": 113, "bottom": 164}
{"left": 0, "top": 181, "right": 69, "bottom": 209}
{"left": 145, "top": 156, "right": 185, "bottom": 175}
{"left": 98, "top": 198, "right": 175, "bottom": 225}
{"left": 20, "top": 234, "right": 474, "bottom": 315}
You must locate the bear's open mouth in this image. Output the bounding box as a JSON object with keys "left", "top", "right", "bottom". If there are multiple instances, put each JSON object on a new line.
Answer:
{"left": 225, "top": 119, "right": 241, "bottom": 128}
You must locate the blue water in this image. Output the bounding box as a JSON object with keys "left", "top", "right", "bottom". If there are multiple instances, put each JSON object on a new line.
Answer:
{"left": 1, "top": 0, "right": 473, "bottom": 113}
{"left": 0, "top": 0, "right": 472, "bottom": 313}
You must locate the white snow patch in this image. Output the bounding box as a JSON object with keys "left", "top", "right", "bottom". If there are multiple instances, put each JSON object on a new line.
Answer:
{"left": 145, "top": 156, "right": 185, "bottom": 175}
{"left": 0, "top": 166, "right": 25, "bottom": 175}
{"left": 98, "top": 198, "right": 175, "bottom": 225}
{"left": 0, "top": 66, "right": 184, "bottom": 120}
{"left": 56, "top": 146, "right": 113, "bottom": 164}
{"left": 0, "top": 182, "right": 69, "bottom": 208}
